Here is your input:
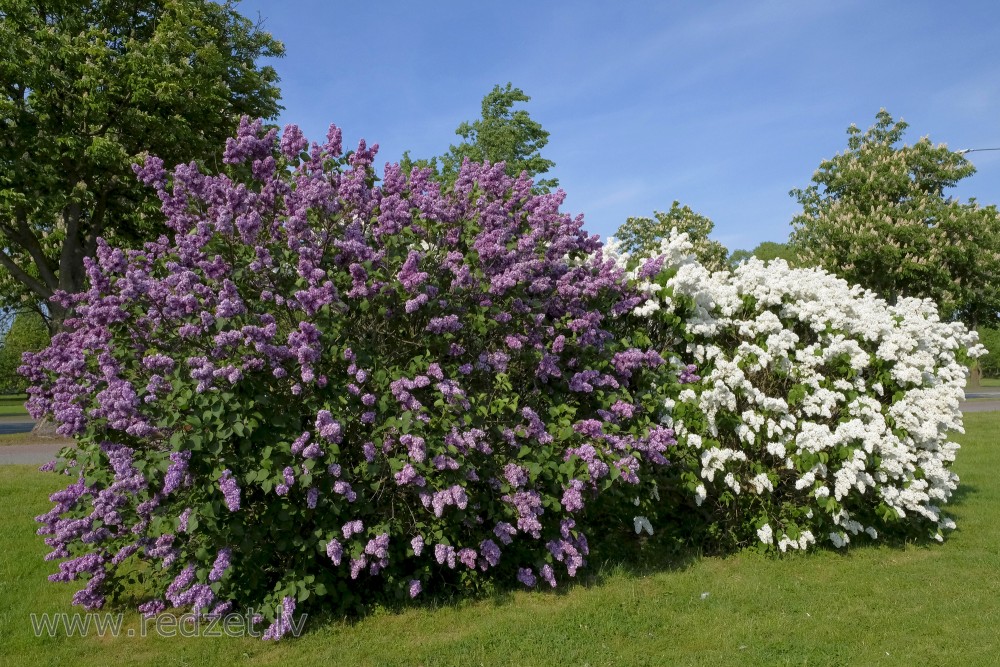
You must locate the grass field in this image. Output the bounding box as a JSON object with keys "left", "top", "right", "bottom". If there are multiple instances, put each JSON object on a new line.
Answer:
{"left": 0, "top": 433, "right": 68, "bottom": 447}
{"left": 1, "top": 414, "right": 998, "bottom": 666}
{"left": 0, "top": 394, "right": 29, "bottom": 417}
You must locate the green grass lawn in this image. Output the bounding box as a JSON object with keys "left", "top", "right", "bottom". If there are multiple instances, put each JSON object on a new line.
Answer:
{"left": 0, "top": 433, "right": 68, "bottom": 447}
{"left": 0, "top": 394, "right": 29, "bottom": 417}
{"left": 2, "top": 414, "right": 998, "bottom": 666}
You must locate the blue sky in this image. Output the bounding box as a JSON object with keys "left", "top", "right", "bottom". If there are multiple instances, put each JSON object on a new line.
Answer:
{"left": 238, "top": 0, "right": 999, "bottom": 252}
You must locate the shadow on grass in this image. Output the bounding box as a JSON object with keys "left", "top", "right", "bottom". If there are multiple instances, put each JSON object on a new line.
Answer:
{"left": 949, "top": 481, "right": 978, "bottom": 506}
{"left": 282, "top": 529, "right": 709, "bottom": 637}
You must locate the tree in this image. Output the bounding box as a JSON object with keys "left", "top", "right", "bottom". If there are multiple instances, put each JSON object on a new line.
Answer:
{"left": 0, "top": 310, "right": 48, "bottom": 392}
{"left": 0, "top": 0, "right": 283, "bottom": 332}
{"left": 975, "top": 327, "right": 1000, "bottom": 378}
{"left": 401, "top": 83, "right": 557, "bottom": 192}
{"left": 790, "top": 110, "right": 1000, "bottom": 323}
{"left": 615, "top": 201, "right": 729, "bottom": 272}
{"left": 728, "top": 241, "right": 800, "bottom": 268}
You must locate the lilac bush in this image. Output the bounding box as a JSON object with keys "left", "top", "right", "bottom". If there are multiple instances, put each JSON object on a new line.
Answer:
{"left": 604, "top": 232, "right": 982, "bottom": 553}
{"left": 24, "top": 118, "right": 682, "bottom": 638}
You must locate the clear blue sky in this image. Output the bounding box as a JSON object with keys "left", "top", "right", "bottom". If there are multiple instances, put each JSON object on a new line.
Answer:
{"left": 238, "top": 0, "right": 999, "bottom": 252}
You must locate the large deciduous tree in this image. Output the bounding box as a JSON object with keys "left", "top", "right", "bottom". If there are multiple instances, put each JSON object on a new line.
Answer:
{"left": 0, "top": 0, "right": 283, "bottom": 331}
{"left": 615, "top": 201, "right": 729, "bottom": 272}
{"left": 728, "top": 241, "right": 801, "bottom": 268}
{"left": 401, "top": 83, "right": 557, "bottom": 192}
{"left": 790, "top": 110, "right": 1000, "bottom": 330}
{"left": 0, "top": 309, "right": 48, "bottom": 392}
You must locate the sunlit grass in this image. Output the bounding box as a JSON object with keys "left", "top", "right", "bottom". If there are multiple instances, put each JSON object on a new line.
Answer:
{"left": 0, "top": 394, "right": 29, "bottom": 417}
{"left": 2, "top": 413, "right": 997, "bottom": 666}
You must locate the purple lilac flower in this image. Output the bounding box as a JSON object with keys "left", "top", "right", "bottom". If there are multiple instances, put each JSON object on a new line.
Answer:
{"left": 678, "top": 364, "right": 701, "bottom": 384}
{"left": 262, "top": 596, "right": 297, "bottom": 641}
{"left": 349, "top": 556, "right": 367, "bottom": 579}
{"left": 342, "top": 520, "right": 363, "bottom": 539}
{"left": 362, "top": 442, "right": 376, "bottom": 460}
{"left": 177, "top": 507, "right": 192, "bottom": 532}
{"left": 301, "top": 441, "right": 323, "bottom": 459}
{"left": 408, "top": 579, "right": 422, "bottom": 598}
{"left": 333, "top": 480, "right": 357, "bottom": 502}
{"left": 494, "top": 522, "right": 516, "bottom": 545}
{"left": 411, "top": 535, "right": 424, "bottom": 556}
{"left": 162, "top": 451, "right": 191, "bottom": 495}
{"left": 290, "top": 432, "right": 310, "bottom": 455}
{"left": 517, "top": 568, "right": 537, "bottom": 587}
{"left": 540, "top": 564, "right": 557, "bottom": 588}
{"left": 610, "top": 400, "right": 636, "bottom": 420}
{"left": 219, "top": 470, "right": 240, "bottom": 512}
{"left": 400, "top": 434, "right": 426, "bottom": 463}
{"left": 315, "top": 410, "right": 343, "bottom": 442}
{"left": 326, "top": 539, "right": 343, "bottom": 565}
{"left": 209, "top": 548, "right": 232, "bottom": 582}
{"left": 432, "top": 454, "right": 459, "bottom": 470}
{"left": 479, "top": 539, "right": 501, "bottom": 568}
{"left": 434, "top": 543, "right": 457, "bottom": 568}
{"left": 457, "top": 548, "right": 477, "bottom": 569}
{"left": 561, "top": 479, "right": 586, "bottom": 513}
{"left": 426, "top": 315, "right": 461, "bottom": 333}
{"left": 503, "top": 463, "right": 529, "bottom": 488}
{"left": 138, "top": 600, "right": 166, "bottom": 618}
{"left": 209, "top": 601, "right": 234, "bottom": 619}
{"left": 502, "top": 490, "right": 544, "bottom": 538}
{"left": 394, "top": 464, "right": 425, "bottom": 487}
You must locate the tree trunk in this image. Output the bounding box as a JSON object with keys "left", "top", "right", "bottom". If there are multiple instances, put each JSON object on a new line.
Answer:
{"left": 969, "top": 315, "right": 982, "bottom": 390}
{"left": 969, "top": 361, "right": 982, "bottom": 390}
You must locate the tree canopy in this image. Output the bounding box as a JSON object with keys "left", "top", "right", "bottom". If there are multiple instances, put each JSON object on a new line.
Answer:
{"left": 729, "top": 241, "right": 800, "bottom": 268}
{"left": 401, "top": 83, "right": 557, "bottom": 192}
{"left": 789, "top": 110, "right": 1000, "bottom": 330}
{"left": 0, "top": 0, "right": 284, "bottom": 330}
{"left": 615, "top": 201, "right": 729, "bottom": 272}
{"left": 0, "top": 309, "right": 48, "bottom": 392}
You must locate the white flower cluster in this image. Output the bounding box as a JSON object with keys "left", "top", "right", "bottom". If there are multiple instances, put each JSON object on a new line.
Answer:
{"left": 607, "top": 231, "right": 982, "bottom": 550}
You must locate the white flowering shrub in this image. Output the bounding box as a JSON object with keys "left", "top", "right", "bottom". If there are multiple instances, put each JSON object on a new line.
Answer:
{"left": 608, "top": 232, "right": 983, "bottom": 553}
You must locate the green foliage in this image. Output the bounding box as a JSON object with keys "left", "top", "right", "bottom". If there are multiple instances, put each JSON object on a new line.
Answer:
{"left": 401, "top": 83, "right": 557, "bottom": 192}
{"left": 728, "top": 241, "right": 800, "bottom": 268}
{"left": 615, "top": 201, "right": 729, "bottom": 271}
{"left": 0, "top": 310, "right": 49, "bottom": 392}
{"left": 0, "top": 0, "right": 284, "bottom": 328}
{"left": 975, "top": 327, "right": 1000, "bottom": 377}
{"left": 789, "top": 109, "right": 1000, "bottom": 328}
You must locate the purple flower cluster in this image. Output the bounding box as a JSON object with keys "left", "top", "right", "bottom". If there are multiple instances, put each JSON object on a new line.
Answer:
{"left": 24, "top": 117, "right": 689, "bottom": 632}
{"left": 219, "top": 470, "right": 241, "bottom": 512}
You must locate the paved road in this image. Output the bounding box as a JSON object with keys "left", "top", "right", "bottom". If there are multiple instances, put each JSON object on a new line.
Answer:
{"left": 960, "top": 399, "right": 1000, "bottom": 413}
{"left": 0, "top": 442, "right": 68, "bottom": 465}
{"left": 0, "top": 420, "right": 34, "bottom": 435}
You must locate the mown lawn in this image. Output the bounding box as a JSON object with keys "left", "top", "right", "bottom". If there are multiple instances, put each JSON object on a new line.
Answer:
{"left": 1, "top": 413, "right": 998, "bottom": 666}
{"left": 0, "top": 394, "right": 29, "bottom": 417}
{"left": 0, "top": 433, "right": 68, "bottom": 447}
